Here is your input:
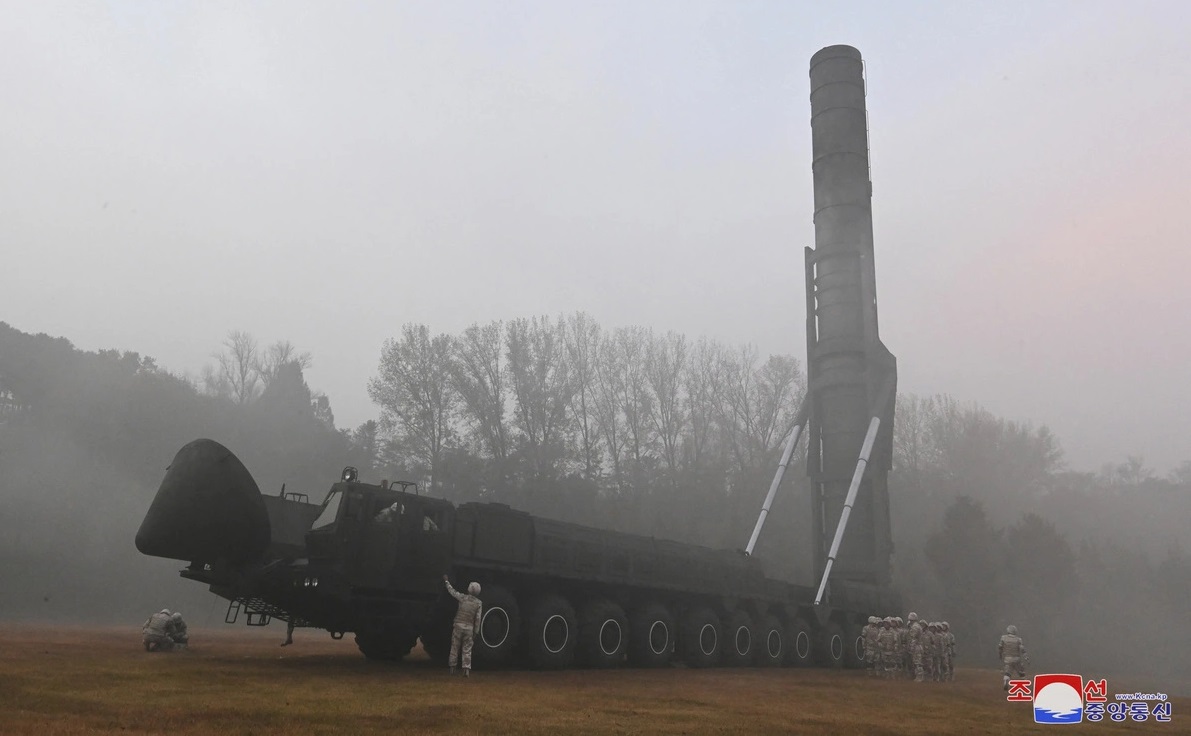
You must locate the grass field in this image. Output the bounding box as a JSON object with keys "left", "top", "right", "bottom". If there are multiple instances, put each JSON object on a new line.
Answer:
{"left": 1, "top": 624, "right": 1185, "bottom": 735}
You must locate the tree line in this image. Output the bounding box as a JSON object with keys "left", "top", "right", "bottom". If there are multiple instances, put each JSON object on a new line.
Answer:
{"left": 1, "top": 318, "right": 1188, "bottom": 681}
{"left": 363, "top": 314, "right": 804, "bottom": 553}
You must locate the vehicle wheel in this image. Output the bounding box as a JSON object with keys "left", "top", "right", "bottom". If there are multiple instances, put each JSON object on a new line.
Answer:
{"left": 577, "top": 598, "right": 628, "bottom": 668}
{"left": 755, "top": 614, "right": 785, "bottom": 667}
{"left": 522, "top": 594, "right": 578, "bottom": 670}
{"left": 628, "top": 602, "right": 674, "bottom": 668}
{"left": 419, "top": 596, "right": 456, "bottom": 664}
{"left": 355, "top": 628, "right": 417, "bottom": 661}
{"left": 817, "top": 621, "right": 845, "bottom": 668}
{"left": 419, "top": 623, "right": 450, "bottom": 664}
{"left": 721, "top": 611, "right": 754, "bottom": 667}
{"left": 787, "top": 617, "right": 815, "bottom": 668}
{"left": 843, "top": 621, "right": 866, "bottom": 669}
{"left": 680, "top": 607, "right": 721, "bottom": 668}
{"left": 474, "top": 585, "right": 520, "bottom": 668}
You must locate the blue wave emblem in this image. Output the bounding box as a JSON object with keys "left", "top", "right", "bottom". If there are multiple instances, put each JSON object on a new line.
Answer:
{"left": 1033, "top": 679, "right": 1084, "bottom": 724}
{"left": 1034, "top": 707, "right": 1083, "bottom": 723}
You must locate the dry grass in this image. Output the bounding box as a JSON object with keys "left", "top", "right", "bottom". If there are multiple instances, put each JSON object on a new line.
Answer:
{"left": 0, "top": 624, "right": 1186, "bottom": 735}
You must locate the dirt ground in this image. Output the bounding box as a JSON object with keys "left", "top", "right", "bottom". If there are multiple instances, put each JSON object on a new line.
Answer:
{"left": 0, "top": 624, "right": 1185, "bottom": 735}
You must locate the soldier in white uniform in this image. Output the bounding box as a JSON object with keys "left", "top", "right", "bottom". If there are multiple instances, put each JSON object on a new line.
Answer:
{"left": 941, "top": 622, "right": 955, "bottom": 681}
{"left": 998, "top": 624, "right": 1028, "bottom": 691}
{"left": 862, "top": 616, "right": 880, "bottom": 676}
{"left": 142, "top": 609, "right": 174, "bottom": 652}
{"left": 168, "top": 612, "right": 189, "bottom": 648}
{"left": 443, "top": 575, "right": 483, "bottom": 677}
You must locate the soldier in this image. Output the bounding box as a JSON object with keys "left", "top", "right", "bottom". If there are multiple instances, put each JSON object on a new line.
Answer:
{"left": 877, "top": 617, "right": 899, "bottom": 679}
{"left": 932, "top": 623, "right": 945, "bottom": 681}
{"left": 443, "top": 574, "right": 482, "bottom": 677}
{"left": 374, "top": 502, "right": 402, "bottom": 523}
{"left": 921, "top": 622, "right": 937, "bottom": 682}
{"left": 892, "top": 617, "right": 905, "bottom": 677}
{"left": 941, "top": 622, "right": 955, "bottom": 681}
{"left": 863, "top": 616, "right": 880, "bottom": 676}
{"left": 142, "top": 608, "right": 174, "bottom": 652}
{"left": 168, "top": 612, "right": 189, "bottom": 648}
{"left": 905, "top": 612, "right": 925, "bottom": 682}
{"left": 998, "top": 624, "right": 1028, "bottom": 691}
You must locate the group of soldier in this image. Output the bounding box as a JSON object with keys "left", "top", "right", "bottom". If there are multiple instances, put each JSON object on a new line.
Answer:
{"left": 862, "top": 611, "right": 955, "bottom": 682}
{"left": 141, "top": 608, "right": 189, "bottom": 652}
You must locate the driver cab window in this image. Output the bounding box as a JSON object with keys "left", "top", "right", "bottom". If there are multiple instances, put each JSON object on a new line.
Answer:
{"left": 422, "top": 508, "right": 443, "bottom": 533}
{"left": 374, "top": 501, "right": 404, "bottom": 523}
{"left": 311, "top": 491, "right": 342, "bottom": 530}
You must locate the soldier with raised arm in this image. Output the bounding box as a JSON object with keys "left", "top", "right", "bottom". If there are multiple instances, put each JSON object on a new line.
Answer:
{"left": 443, "top": 574, "right": 483, "bottom": 677}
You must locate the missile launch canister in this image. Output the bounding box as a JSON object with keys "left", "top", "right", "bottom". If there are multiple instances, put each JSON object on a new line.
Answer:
{"left": 806, "top": 45, "right": 898, "bottom": 591}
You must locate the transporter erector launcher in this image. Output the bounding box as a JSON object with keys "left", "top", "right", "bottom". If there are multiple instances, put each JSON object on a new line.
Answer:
{"left": 136, "top": 45, "right": 900, "bottom": 670}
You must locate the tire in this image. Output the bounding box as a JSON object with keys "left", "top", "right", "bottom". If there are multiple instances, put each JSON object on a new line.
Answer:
{"left": 628, "top": 602, "right": 674, "bottom": 668}
{"left": 355, "top": 628, "right": 417, "bottom": 661}
{"left": 680, "top": 607, "right": 721, "bottom": 668}
{"left": 419, "top": 624, "right": 450, "bottom": 664}
{"left": 755, "top": 614, "right": 785, "bottom": 667}
{"left": 419, "top": 594, "right": 457, "bottom": 664}
{"left": 787, "top": 617, "right": 814, "bottom": 668}
{"left": 577, "top": 598, "right": 628, "bottom": 668}
{"left": 817, "top": 621, "right": 845, "bottom": 669}
{"left": 474, "top": 585, "right": 520, "bottom": 668}
{"left": 843, "top": 622, "right": 866, "bottom": 669}
{"left": 721, "top": 611, "right": 754, "bottom": 667}
{"left": 522, "top": 594, "right": 578, "bottom": 670}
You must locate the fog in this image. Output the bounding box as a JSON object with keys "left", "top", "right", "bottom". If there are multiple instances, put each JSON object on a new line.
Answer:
{"left": 1, "top": 1, "right": 1189, "bottom": 688}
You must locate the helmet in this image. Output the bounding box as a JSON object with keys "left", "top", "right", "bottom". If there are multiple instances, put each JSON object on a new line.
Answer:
{"left": 894, "top": 617, "right": 903, "bottom": 624}
{"left": 1007, "top": 625, "right": 1017, "bottom": 635}
{"left": 172, "top": 613, "right": 183, "bottom": 622}
{"left": 160, "top": 609, "right": 170, "bottom": 616}
{"left": 942, "top": 622, "right": 949, "bottom": 629}
{"left": 868, "top": 616, "right": 878, "bottom": 624}
{"left": 907, "top": 612, "right": 918, "bottom": 621}
{"left": 467, "top": 582, "right": 481, "bottom": 596}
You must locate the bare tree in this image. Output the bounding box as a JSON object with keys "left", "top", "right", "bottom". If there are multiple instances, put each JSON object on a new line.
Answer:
{"left": 716, "top": 347, "right": 802, "bottom": 474}
{"left": 592, "top": 330, "right": 627, "bottom": 490}
{"left": 893, "top": 393, "right": 937, "bottom": 479}
{"left": 645, "top": 331, "right": 687, "bottom": 476}
{"left": 682, "top": 337, "right": 725, "bottom": 471}
{"left": 451, "top": 321, "right": 509, "bottom": 461}
{"left": 563, "top": 312, "right": 604, "bottom": 480}
{"left": 257, "top": 340, "right": 313, "bottom": 388}
{"left": 505, "top": 316, "right": 577, "bottom": 479}
{"left": 615, "top": 326, "right": 654, "bottom": 466}
{"left": 211, "top": 330, "right": 261, "bottom": 404}
{"left": 368, "top": 324, "right": 459, "bottom": 491}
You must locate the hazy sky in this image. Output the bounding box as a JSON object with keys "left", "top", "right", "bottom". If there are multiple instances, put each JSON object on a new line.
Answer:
{"left": 3, "top": 1, "right": 1188, "bottom": 474}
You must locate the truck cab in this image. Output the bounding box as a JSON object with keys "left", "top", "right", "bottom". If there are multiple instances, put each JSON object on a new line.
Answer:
{"left": 305, "top": 471, "right": 454, "bottom": 604}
